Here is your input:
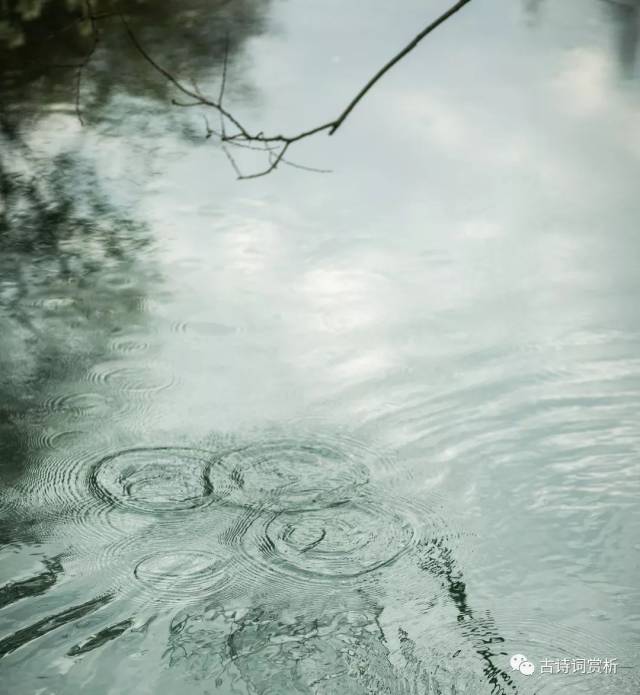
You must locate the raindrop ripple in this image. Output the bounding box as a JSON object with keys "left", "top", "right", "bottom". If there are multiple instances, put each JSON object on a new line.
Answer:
{"left": 205, "top": 436, "right": 372, "bottom": 511}
{"left": 89, "top": 446, "right": 215, "bottom": 514}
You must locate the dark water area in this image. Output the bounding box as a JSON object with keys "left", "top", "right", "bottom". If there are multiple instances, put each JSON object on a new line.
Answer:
{"left": 1, "top": 0, "right": 639, "bottom": 693}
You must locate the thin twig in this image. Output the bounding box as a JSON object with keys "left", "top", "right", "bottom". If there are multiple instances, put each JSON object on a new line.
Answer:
{"left": 222, "top": 145, "right": 243, "bottom": 178}
{"left": 238, "top": 142, "right": 290, "bottom": 180}
{"left": 279, "top": 157, "right": 332, "bottom": 175}
{"left": 172, "top": 99, "right": 203, "bottom": 107}
{"left": 74, "top": 0, "right": 101, "bottom": 125}
{"left": 265, "top": 142, "right": 331, "bottom": 174}
{"left": 218, "top": 35, "right": 229, "bottom": 138}
{"left": 329, "top": 0, "right": 473, "bottom": 134}
{"left": 75, "top": 68, "right": 84, "bottom": 125}
{"left": 118, "top": 12, "right": 249, "bottom": 138}
{"left": 202, "top": 114, "right": 216, "bottom": 139}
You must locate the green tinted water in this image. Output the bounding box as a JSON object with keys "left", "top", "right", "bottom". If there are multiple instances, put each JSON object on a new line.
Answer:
{"left": 1, "top": 1, "right": 639, "bottom": 693}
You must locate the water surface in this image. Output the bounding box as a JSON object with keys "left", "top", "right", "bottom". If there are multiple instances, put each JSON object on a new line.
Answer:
{"left": 1, "top": 0, "right": 639, "bottom": 693}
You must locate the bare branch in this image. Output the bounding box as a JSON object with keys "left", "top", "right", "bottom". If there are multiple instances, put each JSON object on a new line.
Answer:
{"left": 117, "top": 0, "right": 473, "bottom": 177}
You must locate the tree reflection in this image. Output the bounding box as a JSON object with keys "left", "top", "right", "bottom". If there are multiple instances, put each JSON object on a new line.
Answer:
{"left": 0, "top": 0, "right": 269, "bottom": 485}
{"left": 3, "top": 0, "right": 477, "bottom": 178}
{"left": 524, "top": 0, "right": 640, "bottom": 77}
{"left": 523, "top": 0, "right": 546, "bottom": 25}
{"left": 0, "top": 116, "right": 154, "bottom": 486}
{"left": 602, "top": 0, "right": 640, "bottom": 77}
{"left": 1, "top": 0, "right": 268, "bottom": 125}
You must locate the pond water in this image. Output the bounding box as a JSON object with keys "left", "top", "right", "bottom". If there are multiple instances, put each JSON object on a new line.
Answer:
{"left": 1, "top": 0, "right": 639, "bottom": 693}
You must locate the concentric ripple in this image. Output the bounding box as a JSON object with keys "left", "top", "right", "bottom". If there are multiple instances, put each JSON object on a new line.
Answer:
{"left": 43, "top": 391, "right": 113, "bottom": 419}
{"left": 107, "top": 334, "right": 152, "bottom": 356}
{"left": 23, "top": 427, "right": 85, "bottom": 452}
{"left": 237, "top": 494, "right": 429, "bottom": 585}
{"left": 206, "top": 437, "right": 371, "bottom": 511}
{"left": 265, "top": 502, "right": 414, "bottom": 578}
{"left": 89, "top": 447, "right": 214, "bottom": 514}
{"left": 131, "top": 549, "right": 231, "bottom": 606}
{"left": 87, "top": 360, "right": 176, "bottom": 394}
{"left": 63, "top": 497, "right": 245, "bottom": 603}
{"left": 171, "top": 320, "right": 236, "bottom": 336}
{"left": 12, "top": 444, "right": 141, "bottom": 550}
